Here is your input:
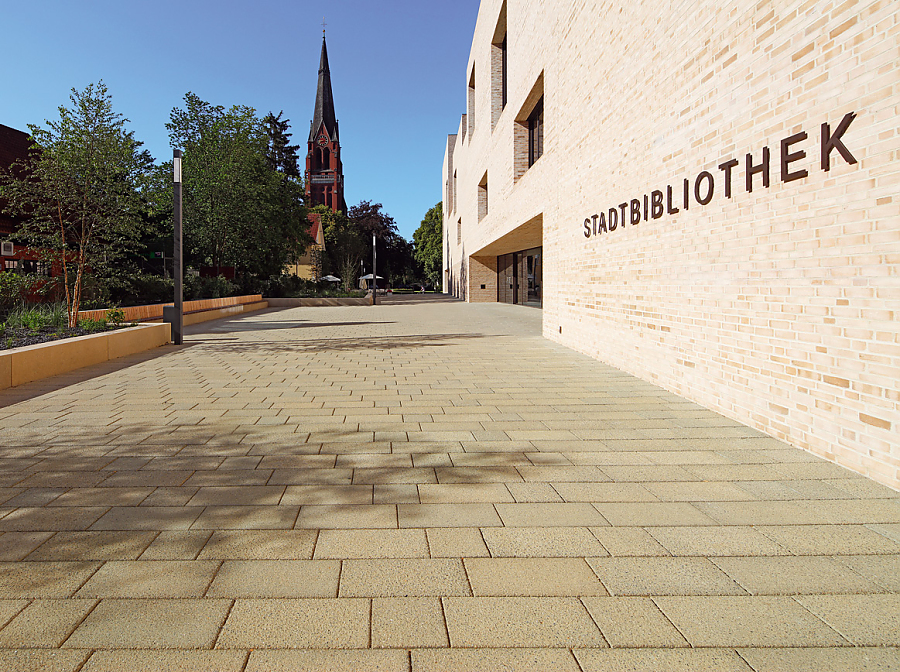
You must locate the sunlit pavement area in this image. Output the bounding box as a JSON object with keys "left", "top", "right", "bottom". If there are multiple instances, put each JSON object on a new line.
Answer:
{"left": 0, "top": 294, "right": 897, "bottom": 671}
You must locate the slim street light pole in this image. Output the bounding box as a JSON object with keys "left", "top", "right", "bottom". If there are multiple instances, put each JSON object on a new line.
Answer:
{"left": 372, "top": 233, "right": 377, "bottom": 306}
{"left": 165, "top": 149, "right": 184, "bottom": 344}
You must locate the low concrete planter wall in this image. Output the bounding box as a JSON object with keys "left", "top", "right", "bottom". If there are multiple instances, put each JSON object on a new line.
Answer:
{"left": 265, "top": 297, "right": 370, "bottom": 307}
{"left": 0, "top": 322, "right": 171, "bottom": 390}
{"left": 78, "top": 295, "right": 264, "bottom": 323}
{"left": 181, "top": 301, "right": 269, "bottom": 326}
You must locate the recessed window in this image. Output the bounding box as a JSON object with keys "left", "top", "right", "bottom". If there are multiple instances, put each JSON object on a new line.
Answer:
{"left": 467, "top": 68, "right": 476, "bottom": 139}
{"left": 478, "top": 172, "right": 488, "bottom": 221}
{"left": 490, "top": 3, "right": 508, "bottom": 130}
{"left": 528, "top": 97, "right": 543, "bottom": 167}
{"left": 457, "top": 218, "right": 462, "bottom": 244}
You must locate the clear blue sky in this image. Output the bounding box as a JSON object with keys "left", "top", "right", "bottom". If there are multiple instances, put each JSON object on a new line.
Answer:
{"left": 0, "top": 0, "right": 480, "bottom": 241}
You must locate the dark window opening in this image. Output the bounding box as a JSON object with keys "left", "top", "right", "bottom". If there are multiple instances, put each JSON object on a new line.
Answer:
{"left": 501, "top": 36, "right": 507, "bottom": 110}
{"left": 528, "top": 97, "right": 544, "bottom": 167}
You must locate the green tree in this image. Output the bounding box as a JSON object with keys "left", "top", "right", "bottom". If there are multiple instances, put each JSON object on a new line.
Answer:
{"left": 413, "top": 202, "right": 443, "bottom": 289}
{"left": 348, "top": 201, "right": 416, "bottom": 287}
{"left": 320, "top": 206, "right": 366, "bottom": 292}
{"left": 0, "top": 82, "right": 152, "bottom": 326}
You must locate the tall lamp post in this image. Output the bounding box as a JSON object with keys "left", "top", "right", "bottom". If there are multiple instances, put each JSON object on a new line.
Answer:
{"left": 372, "top": 232, "right": 377, "bottom": 306}
{"left": 164, "top": 149, "right": 184, "bottom": 344}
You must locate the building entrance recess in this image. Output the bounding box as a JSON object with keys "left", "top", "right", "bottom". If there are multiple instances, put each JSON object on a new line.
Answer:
{"left": 498, "top": 246, "right": 541, "bottom": 307}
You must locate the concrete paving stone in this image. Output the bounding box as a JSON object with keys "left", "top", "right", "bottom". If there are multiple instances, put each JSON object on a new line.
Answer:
{"left": 481, "top": 527, "right": 608, "bottom": 557}
{"left": 426, "top": 527, "right": 490, "bottom": 557}
{"left": 756, "top": 524, "right": 900, "bottom": 555}
{"left": 647, "top": 525, "right": 791, "bottom": 556}
{"left": 600, "top": 465, "right": 698, "bottom": 482}
{"left": 809, "top": 499, "right": 900, "bottom": 524}
{"left": 0, "top": 599, "right": 27, "bottom": 629}
{"left": 655, "top": 596, "right": 847, "bottom": 647}
{"left": 191, "top": 505, "right": 300, "bottom": 530}
{"left": 642, "top": 481, "right": 756, "bottom": 501}
{"left": 465, "top": 557, "right": 608, "bottom": 596}
{"left": 411, "top": 648, "right": 581, "bottom": 672}
{"left": 138, "top": 487, "right": 200, "bottom": 507}
{"left": 825, "top": 477, "right": 900, "bottom": 499}
{"left": 505, "top": 482, "right": 563, "bottom": 502}
{"left": 442, "top": 596, "right": 606, "bottom": 647}
{"left": 642, "top": 450, "right": 732, "bottom": 465}
{"left": 586, "top": 557, "right": 745, "bottom": 596}
{"left": 372, "top": 597, "right": 449, "bottom": 647}
{"left": 314, "top": 529, "right": 428, "bottom": 558}
{"left": 0, "top": 599, "right": 97, "bottom": 647}
{"left": 683, "top": 464, "right": 787, "bottom": 481}
{"left": 412, "top": 453, "right": 453, "bottom": 468}
{"left": 268, "top": 468, "right": 353, "bottom": 485}
{"left": 552, "top": 482, "right": 658, "bottom": 502}
{"left": 46, "top": 487, "right": 154, "bottom": 507}
{"left": 296, "top": 504, "right": 396, "bottom": 529}
{"left": 834, "top": 555, "right": 900, "bottom": 592}
{"left": 64, "top": 598, "right": 231, "bottom": 648}
{"left": 399, "top": 504, "right": 503, "bottom": 528}
{"left": 433, "top": 467, "right": 524, "bottom": 484}
{"left": 80, "top": 650, "right": 248, "bottom": 672}
{"left": 593, "top": 502, "right": 718, "bottom": 527}
{"left": 573, "top": 648, "right": 753, "bottom": 672}
{"left": 418, "top": 484, "right": 514, "bottom": 503}
{"left": 340, "top": 558, "right": 470, "bottom": 597}
{"left": 0, "top": 561, "right": 100, "bottom": 598}
{"left": 139, "top": 531, "right": 212, "bottom": 559}
{"left": 495, "top": 503, "right": 609, "bottom": 527}
{"left": 100, "top": 471, "right": 193, "bottom": 488}
{"left": 374, "top": 484, "right": 420, "bottom": 504}
{"left": 0, "top": 507, "right": 108, "bottom": 532}
{"left": 774, "top": 479, "right": 867, "bottom": 500}
{"left": 525, "top": 452, "right": 573, "bottom": 465}
{"left": 246, "top": 649, "right": 410, "bottom": 672}
{"left": 693, "top": 501, "right": 830, "bottom": 525}
{"left": 771, "top": 461, "right": 863, "bottom": 480}
{"left": 217, "top": 456, "right": 263, "bottom": 469}
{"left": 353, "top": 468, "right": 437, "bottom": 484}
{"left": 281, "top": 485, "right": 373, "bottom": 505}
{"left": 76, "top": 559, "right": 219, "bottom": 598}
{"left": 216, "top": 598, "right": 369, "bottom": 649}
{"left": 712, "top": 556, "right": 882, "bottom": 595}
{"left": 737, "top": 647, "right": 900, "bottom": 671}
{"left": 1, "top": 489, "right": 66, "bottom": 507}
{"left": 336, "top": 454, "right": 412, "bottom": 468}
{"left": 183, "top": 469, "right": 273, "bottom": 487}
{"left": 0, "top": 649, "right": 90, "bottom": 672}
{"left": 581, "top": 596, "right": 689, "bottom": 648}
{"left": 206, "top": 559, "right": 339, "bottom": 597}
{"left": 15, "top": 472, "right": 106, "bottom": 489}
{"left": 516, "top": 465, "right": 611, "bottom": 482}
{"left": 0, "top": 532, "right": 54, "bottom": 560}
{"left": 796, "top": 594, "right": 900, "bottom": 645}
{"left": 142, "top": 456, "right": 224, "bottom": 470}
{"left": 186, "top": 485, "right": 286, "bottom": 506}
{"left": 91, "top": 506, "right": 204, "bottom": 530}
{"left": 565, "top": 452, "right": 653, "bottom": 465}
{"left": 26, "top": 531, "right": 158, "bottom": 561}
{"left": 449, "top": 452, "right": 531, "bottom": 466}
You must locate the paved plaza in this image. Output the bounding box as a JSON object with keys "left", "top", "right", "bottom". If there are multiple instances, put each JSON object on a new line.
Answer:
{"left": 0, "top": 295, "right": 897, "bottom": 671}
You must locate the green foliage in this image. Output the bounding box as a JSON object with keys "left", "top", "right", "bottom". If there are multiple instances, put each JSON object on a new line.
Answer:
{"left": 413, "top": 202, "right": 443, "bottom": 289}
{"left": 183, "top": 274, "right": 238, "bottom": 300}
{"left": 104, "top": 308, "right": 125, "bottom": 324}
{"left": 5, "top": 303, "right": 68, "bottom": 332}
{"left": 0, "top": 82, "right": 153, "bottom": 328}
{"left": 0, "top": 273, "right": 43, "bottom": 312}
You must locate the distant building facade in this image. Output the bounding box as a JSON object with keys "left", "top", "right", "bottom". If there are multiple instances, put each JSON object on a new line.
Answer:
{"left": 443, "top": 0, "right": 899, "bottom": 489}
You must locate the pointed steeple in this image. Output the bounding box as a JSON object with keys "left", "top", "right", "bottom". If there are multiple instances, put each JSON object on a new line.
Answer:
{"left": 310, "top": 35, "right": 338, "bottom": 142}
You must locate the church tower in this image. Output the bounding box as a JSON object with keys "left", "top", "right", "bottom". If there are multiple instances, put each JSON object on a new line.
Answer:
{"left": 306, "top": 34, "right": 346, "bottom": 212}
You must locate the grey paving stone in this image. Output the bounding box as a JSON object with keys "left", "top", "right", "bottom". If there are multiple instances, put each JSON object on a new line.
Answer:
{"left": 216, "top": 598, "right": 369, "bottom": 648}
{"left": 63, "top": 598, "right": 231, "bottom": 648}
{"left": 412, "top": 648, "right": 582, "bottom": 672}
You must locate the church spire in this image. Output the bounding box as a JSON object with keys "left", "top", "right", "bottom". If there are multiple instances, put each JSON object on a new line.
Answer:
{"left": 310, "top": 35, "right": 338, "bottom": 143}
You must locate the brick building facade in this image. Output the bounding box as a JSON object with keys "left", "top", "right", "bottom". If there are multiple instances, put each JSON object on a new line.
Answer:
{"left": 443, "top": 0, "right": 899, "bottom": 489}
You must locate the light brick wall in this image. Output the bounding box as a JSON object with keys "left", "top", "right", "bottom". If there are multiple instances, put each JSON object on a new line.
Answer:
{"left": 444, "top": 0, "right": 900, "bottom": 489}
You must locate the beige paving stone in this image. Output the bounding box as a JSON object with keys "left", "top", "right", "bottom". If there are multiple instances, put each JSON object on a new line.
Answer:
{"left": 48, "top": 487, "right": 154, "bottom": 507}
{"left": 26, "top": 531, "right": 158, "bottom": 561}
{"left": 0, "top": 562, "right": 100, "bottom": 598}
{"left": 434, "top": 466, "right": 522, "bottom": 483}
{"left": 426, "top": 527, "right": 490, "bottom": 557}
{"left": 2, "top": 489, "right": 66, "bottom": 507}
{"left": 0, "top": 650, "right": 91, "bottom": 672}
{"left": 315, "top": 529, "right": 428, "bottom": 558}
{"left": 138, "top": 487, "right": 200, "bottom": 507}
{"left": 412, "top": 453, "right": 453, "bottom": 467}
{"left": 593, "top": 502, "right": 718, "bottom": 527}
{"left": 206, "top": 559, "right": 339, "bottom": 597}
{"left": 693, "top": 501, "right": 830, "bottom": 525}
{"left": 64, "top": 598, "right": 231, "bottom": 648}
{"left": 374, "top": 484, "right": 420, "bottom": 504}
{"left": 496, "top": 503, "right": 609, "bottom": 527}
{"left": 757, "top": 524, "right": 900, "bottom": 555}
{"left": 465, "top": 557, "right": 607, "bottom": 596}
{"left": 737, "top": 647, "right": 900, "bottom": 672}
{"left": 642, "top": 481, "right": 755, "bottom": 501}
{"left": 258, "top": 455, "right": 336, "bottom": 469}
{"left": 655, "top": 596, "right": 847, "bottom": 647}
{"left": 281, "top": 485, "right": 373, "bottom": 505}
{"left": 80, "top": 650, "right": 247, "bottom": 672}
{"left": 0, "top": 599, "right": 27, "bottom": 628}
{"left": 0, "top": 599, "right": 97, "bottom": 647}
{"left": 797, "top": 594, "right": 900, "bottom": 646}
{"left": 372, "top": 597, "right": 449, "bottom": 647}
{"left": 295, "top": 504, "right": 396, "bottom": 529}
{"left": 90, "top": 506, "right": 204, "bottom": 530}
{"left": 139, "top": 530, "right": 212, "bottom": 559}
{"left": 834, "top": 555, "right": 900, "bottom": 592}
{"left": 268, "top": 468, "right": 353, "bottom": 485}
{"left": 418, "top": 483, "right": 513, "bottom": 503}
{"left": 0, "top": 507, "right": 107, "bottom": 532}
{"left": 187, "top": 485, "right": 286, "bottom": 506}
{"left": 574, "top": 648, "right": 753, "bottom": 672}
{"left": 101, "top": 470, "right": 193, "bottom": 487}
{"left": 184, "top": 469, "right": 274, "bottom": 487}
{"left": 442, "top": 596, "right": 605, "bottom": 647}
{"left": 246, "top": 649, "right": 410, "bottom": 672}
{"left": 581, "top": 596, "right": 688, "bottom": 648}
{"left": 399, "top": 504, "right": 503, "bottom": 528}
{"left": 586, "top": 557, "right": 745, "bottom": 596}
{"left": 601, "top": 465, "right": 700, "bottom": 482}
{"left": 505, "top": 482, "right": 563, "bottom": 502}
{"left": 647, "top": 526, "right": 791, "bottom": 556}
{"left": 552, "top": 482, "right": 657, "bottom": 502}
{"left": 340, "top": 558, "right": 470, "bottom": 597}
{"left": 216, "top": 598, "right": 369, "bottom": 648}
{"left": 481, "top": 526, "right": 608, "bottom": 558}
{"left": 191, "top": 505, "right": 300, "bottom": 530}
{"left": 412, "top": 648, "right": 581, "bottom": 672}
{"left": 517, "top": 465, "right": 611, "bottom": 482}
{"left": 336, "top": 454, "right": 412, "bottom": 468}
{"left": 76, "top": 559, "right": 219, "bottom": 598}
{"left": 713, "top": 556, "right": 883, "bottom": 595}
{"left": 0, "top": 532, "right": 55, "bottom": 560}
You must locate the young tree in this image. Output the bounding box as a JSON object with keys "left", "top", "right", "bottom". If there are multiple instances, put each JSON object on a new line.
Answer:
{"left": 0, "top": 82, "right": 152, "bottom": 327}
{"left": 413, "top": 202, "right": 443, "bottom": 289}
{"left": 320, "top": 206, "right": 365, "bottom": 292}
{"left": 347, "top": 201, "right": 415, "bottom": 286}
